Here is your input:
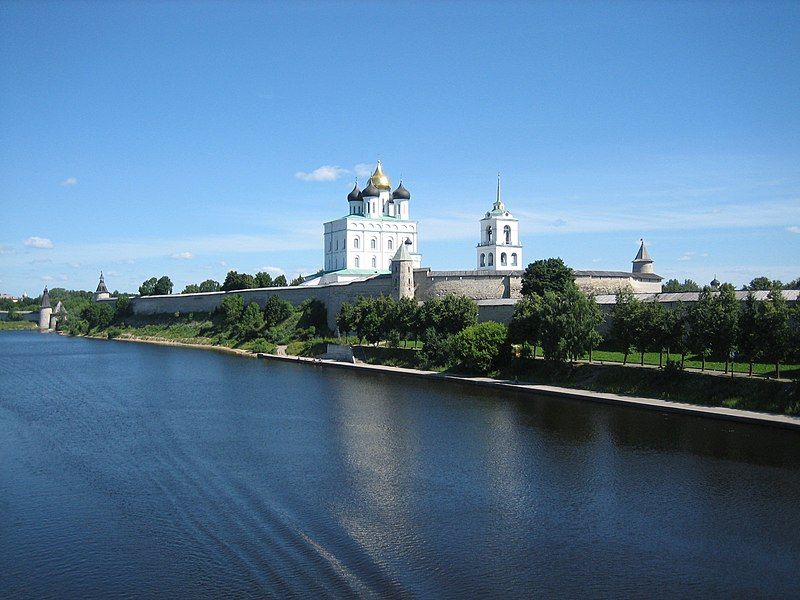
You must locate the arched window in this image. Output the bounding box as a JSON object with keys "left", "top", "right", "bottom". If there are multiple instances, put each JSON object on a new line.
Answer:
{"left": 354, "top": 238, "right": 360, "bottom": 249}
{"left": 488, "top": 252, "right": 494, "bottom": 266}
{"left": 335, "top": 239, "right": 339, "bottom": 251}
{"left": 504, "top": 225, "right": 511, "bottom": 244}
{"left": 486, "top": 225, "right": 493, "bottom": 243}
{"left": 480, "top": 253, "right": 486, "bottom": 267}
{"left": 501, "top": 253, "right": 507, "bottom": 266}
{"left": 355, "top": 256, "right": 360, "bottom": 268}
{"left": 511, "top": 253, "right": 518, "bottom": 266}
{"left": 371, "top": 238, "right": 377, "bottom": 250}
{"left": 388, "top": 238, "right": 393, "bottom": 250}
{"left": 371, "top": 256, "right": 377, "bottom": 268}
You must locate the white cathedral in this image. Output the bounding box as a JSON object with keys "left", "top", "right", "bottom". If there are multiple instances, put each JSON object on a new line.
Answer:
{"left": 321, "top": 161, "right": 421, "bottom": 283}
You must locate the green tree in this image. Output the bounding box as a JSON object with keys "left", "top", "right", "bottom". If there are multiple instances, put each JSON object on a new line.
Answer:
{"left": 220, "top": 294, "right": 245, "bottom": 332}
{"left": 711, "top": 283, "right": 739, "bottom": 373}
{"left": 420, "top": 327, "right": 455, "bottom": 368}
{"left": 688, "top": 287, "right": 715, "bottom": 371}
{"left": 273, "top": 275, "right": 288, "bottom": 287}
{"left": 508, "top": 294, "right": 543, "bottom": 358}
{"left": 297, "top": 299, "right": 328, "bottom": 333}
{"left": 154, "top": 276, "right": 173, "bottom": 295}
{"left": 182, "top": 284, "right": 201, "bottom": 293}
{"left": 746, "top": 276, "right": 782, "bottom": 291}
{"left": 663, "top": 303, "right": 689, "bottom": 367}
{"left": 785, "top": 277, "right": 800, "bottom": 290}
{"left": 114, "top": 294, "right": 132, "bottom": 323}
{"left": 254, "top": 272, "right": 274, "bottom": 288}
{"left": 452, "top": 322, "right": 509, "bottom": 375}
{"left": 237, "top": 302, "right": 265, "bottom": 340}
{"left": 139, "top": 277, "right": 158, "bottom": 296}
{"left": 81, "top": 303, "right": 115, "bottom": 330}
{"left": 221, "top": 271, "right": 255, "bottom": 292}
{"left": 199, "top": 279, "right": 220, "bottom": 292}
{"left": 738, "top": 292, "right": 760, "bottom": 376}
{"left": 393, "top": 297, "right": 420, "bottom": 347}
{"left": 355, "top": 297, "right": 383, "bottom": 344}
{"left": 539, "top": 285, "right": 602, "bottom": 363}
{"left": 521, "top": 258, "right": 574, "bottom": 298}
{"left": 263, "top": 294, "right": 294, "bottom": 327}
{"left": 758, "top": 285, "right": 790, "bottom": 378}
{"left": 437, "top": 294, "right": 478, "bottom": 336}
{"left": 336, "top": 302, "right": 357, "bottom": 341}
{"left": 290, "top": 275, "right": 305, "bottom": 286}
{"left": 663, "top": 278, "right": 701, "bottom": 292}
{"left": 610, "top": 289, "right": 642, "bottom": 365}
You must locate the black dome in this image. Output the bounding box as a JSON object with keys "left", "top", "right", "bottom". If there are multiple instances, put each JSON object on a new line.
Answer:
{"left": 392, "top": 181, "right": 411, "bottom": 200}
{"left": 347, "top": 182, "right": 362, "bottom": 202}
{"left": 362, "top": 180, "right": 381, "bottom": 197}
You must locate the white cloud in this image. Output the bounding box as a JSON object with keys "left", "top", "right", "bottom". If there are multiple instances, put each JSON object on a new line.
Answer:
{"left": 295, "top": 165, "right": 349, "bottom": 182}
{"left": 354, "top": 163, "right": 373, "bottom": 178}
{"left": 60, "top": 177, "right": 78, "bottom": 186}
{"left": 24, "top": 236, "right": 54, "bottom": 249}
{"left": 787, "top": 226, "right": 800, "bottom": 234}
{"left": 41, "top": 275, "right": 54, "bottom": 281}
{"left": 259, "top": 265, "right": 284, "bottom": 276}
{"left": 219, "top": 260, "right": 228, "bottom": 267}
{"left": 0, "top": 244, "right": 13, "bottom": 254}
{"left": 171, "top": 251, "right": 195, "bottom": 260}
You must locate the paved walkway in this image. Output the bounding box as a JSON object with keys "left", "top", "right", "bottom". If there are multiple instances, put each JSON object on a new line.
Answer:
{"left": 258, "top": 352, "right": 800, "bottom": 431}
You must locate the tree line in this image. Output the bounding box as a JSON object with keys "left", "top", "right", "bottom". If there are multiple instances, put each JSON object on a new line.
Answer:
{"left": 136, "top": 270, "right": 306, "bottom": 297}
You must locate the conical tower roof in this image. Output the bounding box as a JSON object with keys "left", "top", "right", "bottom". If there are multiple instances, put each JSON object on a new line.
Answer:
{"left": 96, "top": 271, "right": 109, "bottom": 294}
{"left": 391, "top": 239, "right": 413, "bottom": 262}
{"left": 633, "top": 239, "right": 652, "bottom": 262}
{"left": 40, "top": 287, "right": 50, "bottom": 309}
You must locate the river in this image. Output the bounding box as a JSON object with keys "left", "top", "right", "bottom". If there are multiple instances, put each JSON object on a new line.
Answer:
{"left": 1, "top": 331, "right": 799, "bottom": 598}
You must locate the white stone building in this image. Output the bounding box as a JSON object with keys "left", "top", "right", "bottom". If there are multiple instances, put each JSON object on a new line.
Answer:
{"left": 476, "top": 176, "right": 523, "bottom": 271}
{"left": 321, "top": 161, "right": 421, "bottom": 284}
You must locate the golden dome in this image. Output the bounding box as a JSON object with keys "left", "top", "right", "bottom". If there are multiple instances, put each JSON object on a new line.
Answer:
{"left": 370, "top": 160, "right": 391, "bottom": 190}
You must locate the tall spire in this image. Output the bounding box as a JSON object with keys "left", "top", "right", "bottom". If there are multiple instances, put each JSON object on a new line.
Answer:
{"left": 492, "top": 172, "right": 505, "bottom": 212}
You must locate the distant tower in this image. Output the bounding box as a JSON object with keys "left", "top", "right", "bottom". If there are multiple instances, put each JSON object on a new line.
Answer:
{"left": 476, "top": 174, "right": 523, "bottom": 271}
{"left": 632, "top": 239, "right": 654, "bottom": 274}
{"left": 38, "top": 287, "right": 52, "bottom": 331}
{"left": 94, "top": 272, "right": 110, "bottom": 301}
{"left": 710, "top": 275, "right": 720, "bottom": 290}
{"left": 391, "top": 239, "right": 415, "bottom": 300}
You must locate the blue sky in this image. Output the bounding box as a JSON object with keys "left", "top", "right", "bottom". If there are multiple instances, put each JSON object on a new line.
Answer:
{"left": 1, "top": 0, "right": 798, "bottom": 296}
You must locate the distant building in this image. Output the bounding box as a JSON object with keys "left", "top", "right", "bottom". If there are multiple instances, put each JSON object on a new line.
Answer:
{"left": 476, "top": 175, "right": 523, "bottom": 271}
{"left": 94, "top": 272, "right": 110, "bottom": 301}
{"left": 321, "top": 161, "right": 421, "bottom": 283}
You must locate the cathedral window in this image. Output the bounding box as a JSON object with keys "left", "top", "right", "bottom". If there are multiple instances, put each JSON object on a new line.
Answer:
{"left": 355, "top": 256, "right": 360, "bottom": 267}
{"left": 480, "top": 253, "right": 486, "bottom": 267}
{"left": 504, "top": 225, "right": 511, "bottom": 244}
{"left": 354, "top": 238, "right": 360, "bottom": 249}
{"left": 486, "top": 225, "right": 493, "bottom": 243}
{"left": 335, "top": 239, "right": 339, "bottom": 251}
{"left": 388, "top": 239, "right": 393, "bottom": 250}
{"left": 501, "top": 253, "right": 507, "bottom": 266}
{"left": 370, "top": 238, "right": 377, "bottom": 250}
{"left": 488, "top": 252, "right": 494, "bottom": 266}
{"left": 511, "top": 253, "right": 518, "bottom": 266}
{"left": 371, "top": 256, "right": 377, "bottom": 268}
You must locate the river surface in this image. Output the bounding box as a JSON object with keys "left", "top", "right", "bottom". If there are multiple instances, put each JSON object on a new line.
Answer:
{"left": 1, "top": 332, "right": 799, "bottom": 598}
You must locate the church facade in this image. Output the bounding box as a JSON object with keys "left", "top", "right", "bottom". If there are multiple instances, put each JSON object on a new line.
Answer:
{"left": 322, "top": 161, "right": 421, "bottom": 283}
{"left": 476, "top": 176, "right": 523, "bottom": 271}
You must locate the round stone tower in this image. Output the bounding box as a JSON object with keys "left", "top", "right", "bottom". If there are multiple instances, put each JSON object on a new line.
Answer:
{"left": 632, "top": 239, "right": 654, "bottom": 275}
{"left": 38, "top": 287, "right": 52, "bottom": 331}
{"left": 94, "top": 271, "right": 110, "bottom": 301}
{"left": 391, "top": 239, "right": 415, "bottom": 300}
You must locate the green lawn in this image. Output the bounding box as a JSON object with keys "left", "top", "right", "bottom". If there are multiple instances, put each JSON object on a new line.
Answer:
{"left": 0, "top": 320, "right": 38, "bottom": 330}
{"left": 586, "top": 349, "right": 798, "bottom": 379}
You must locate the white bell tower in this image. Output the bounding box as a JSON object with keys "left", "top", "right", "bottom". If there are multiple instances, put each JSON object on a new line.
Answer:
{"left": 476, "top": 174, "right": 523, "bottom": 271}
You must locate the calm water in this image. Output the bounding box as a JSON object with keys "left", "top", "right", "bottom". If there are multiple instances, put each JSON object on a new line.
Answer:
{"left": 1, "top": 332, "right": 799, "bottom": 598}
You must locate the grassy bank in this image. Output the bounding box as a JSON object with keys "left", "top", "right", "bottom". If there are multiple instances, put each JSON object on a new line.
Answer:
{"left": 0, "top": 320, "right": 38, "bottom": 330}
{"left": 80, "top": 313, "right": 799, "bottom": 417}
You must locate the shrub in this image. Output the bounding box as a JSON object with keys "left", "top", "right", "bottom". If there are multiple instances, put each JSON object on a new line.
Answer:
{"left": 286, "top": 340, "right": 310, "bottom": 356}
{"left": 250, "top": 338, "right": 276, "bottom": 354}
{"left": 452, "top": 321, "right": 509, "bottom": 375}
